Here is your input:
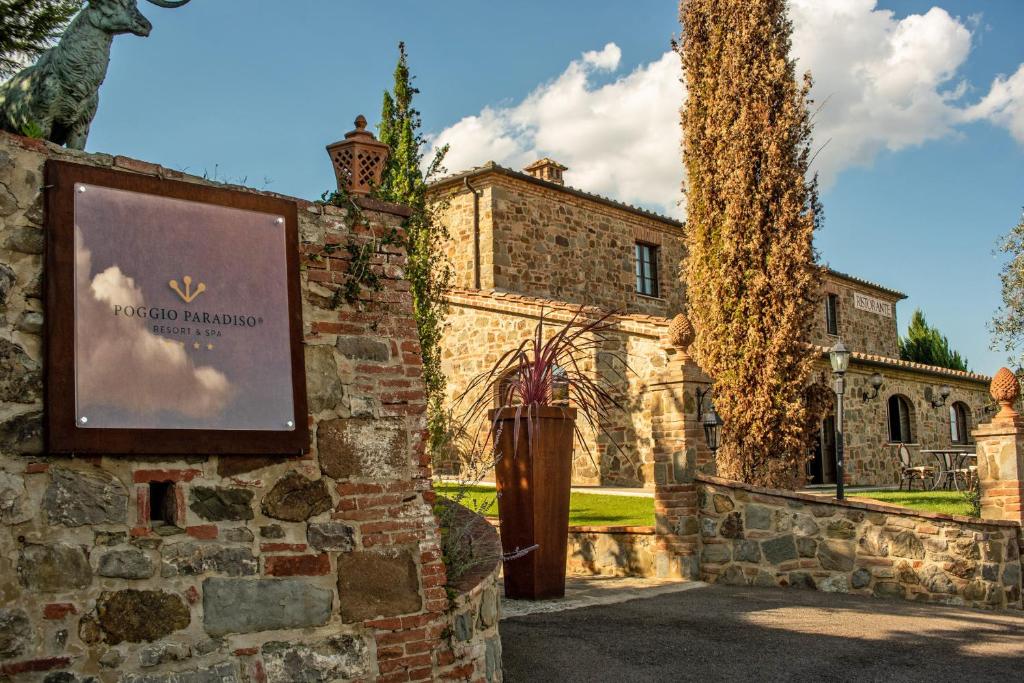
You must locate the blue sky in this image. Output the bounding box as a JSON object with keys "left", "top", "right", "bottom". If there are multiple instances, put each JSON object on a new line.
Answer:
{"left": 84, "top": 1, "right": 1023, "bottom": 374}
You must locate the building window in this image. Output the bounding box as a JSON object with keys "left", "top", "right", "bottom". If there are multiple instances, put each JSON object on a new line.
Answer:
{"left": 950, "top": 401, "right": 970, "bottom": 444}
{"left": 635, "top": 242, "right": 659, "bottom": 297}
{"left": 887, "top": 394, "right": 914, "bottom": 443}
{"left": 825, "top": 293, "right": 839, "bottom": 336}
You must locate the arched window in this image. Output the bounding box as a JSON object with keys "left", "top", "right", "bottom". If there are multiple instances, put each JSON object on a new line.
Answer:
{"left": 887, "top": 395, "right": 914, "bottom": 443}
{"left": 950, "top": 401, "right": 970, "bottom": 444}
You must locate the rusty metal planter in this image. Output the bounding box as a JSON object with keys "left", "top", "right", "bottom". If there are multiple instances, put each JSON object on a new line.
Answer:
{"left": 491, "top": 406, "right": 576, "bottom": 599}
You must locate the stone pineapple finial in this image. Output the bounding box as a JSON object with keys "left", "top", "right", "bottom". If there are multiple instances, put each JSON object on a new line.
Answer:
{"left": 667, "top": 314, "right": 695, "bottom": 352}
{"left": 990, "top": 367, "right": 1020, "bottom": 419}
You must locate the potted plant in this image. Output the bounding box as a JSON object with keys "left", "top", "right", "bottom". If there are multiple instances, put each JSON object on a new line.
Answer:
{"left": 461, "top": 309, "right": 625, "bottom": 599}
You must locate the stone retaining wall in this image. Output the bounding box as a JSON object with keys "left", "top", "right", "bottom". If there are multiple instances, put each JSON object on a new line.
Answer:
{"left": 566, "top": 526, "right": 657, "bottom": 578}
{"left": 442, "top": 502, "right": 503, "bottom": 682}
{"left": 0, "top": 132, "right": 501, "bottom": 682}
{"left": 696, "top": 474, "right": 1023, "bottom": 610}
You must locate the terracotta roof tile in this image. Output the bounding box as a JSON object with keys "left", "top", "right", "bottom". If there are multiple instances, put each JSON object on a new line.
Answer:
{"left": 810, "top": 344, "right": 989, "bottom": 383}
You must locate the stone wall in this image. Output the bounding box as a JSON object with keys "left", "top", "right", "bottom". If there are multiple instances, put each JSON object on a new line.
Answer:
{"left": 696, "top": 475, "right": 1022, "bottom": 609}
{"left": 432, "top": 169, "right": 686, "bottom": 318}
{"left": 441, "top": 503, "right": 503, "bottom": 683}
{"left": 566, "top": 526, "right": 657, "bottom": 578}
{"left": 809, "top": 272, "right": 904, "bottom": 358}
{"left": 0, "top": 132, "right": 500, "bottom": 682}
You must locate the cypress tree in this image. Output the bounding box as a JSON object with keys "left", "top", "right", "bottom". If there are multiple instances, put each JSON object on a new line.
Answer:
{"left": 0, "top": 0, "right": 81, "bottom": 79}
{"left": 680, "top": 0, "right": 823, "bottom": 488}
{"left": 376, "top": 42, "right": 452, "bottom": 452}
{"left": 900, "top": 309, "right": 968, "bottom": 371}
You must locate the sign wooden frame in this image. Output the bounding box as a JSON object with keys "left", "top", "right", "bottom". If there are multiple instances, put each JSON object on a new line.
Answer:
{"left": 45, "top": 160, "right": 309, "bottom": 455}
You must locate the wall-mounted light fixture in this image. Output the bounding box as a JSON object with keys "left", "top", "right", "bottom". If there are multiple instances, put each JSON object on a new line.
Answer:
{"left": 702, "top": 406, "right": 724, "bottom": 455}
{"left": 925, "top": 385, "right": 952, "bottom": 408}
{"left": 694, "top": 386, "right": 723, "bottom": 454}
{"left": 862, "top": 373, "right": 883, "bottom": 402}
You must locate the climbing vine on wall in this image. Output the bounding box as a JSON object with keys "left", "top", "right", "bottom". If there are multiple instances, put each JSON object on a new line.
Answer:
{"left": 315, "top": 188, "right": 400, "bottom": 309}
{"left": 375, "top": 42, "right": 453, "bottom": 455}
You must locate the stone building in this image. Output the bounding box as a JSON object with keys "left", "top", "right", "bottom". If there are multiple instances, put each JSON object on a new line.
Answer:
{"left": 428, "top": 158, "right": 991, "bottom": 489}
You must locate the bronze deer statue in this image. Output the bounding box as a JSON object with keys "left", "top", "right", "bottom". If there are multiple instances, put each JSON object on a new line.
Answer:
{"left": 0, "top": 0, "right": 192, "bottom": 150}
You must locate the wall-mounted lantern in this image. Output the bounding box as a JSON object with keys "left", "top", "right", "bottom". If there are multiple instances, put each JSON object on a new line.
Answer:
{"left": 862, "top": 373, "right": 883, "bottom": 402}
{"left": 702, "top": 406, "right": 724, "bottom": 455}
{"left": 926, "top": 385, "right": 952, "bottom": 408}
{"left": 695, "top": 386, "right": 724, "bottom": 455}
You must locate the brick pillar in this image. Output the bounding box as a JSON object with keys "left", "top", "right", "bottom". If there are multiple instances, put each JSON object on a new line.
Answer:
{"left": 650, "top": 347, "right": 710, "bottom": 579}
{"left": 972, "top": 368, "right": 1024, "bottom": 523}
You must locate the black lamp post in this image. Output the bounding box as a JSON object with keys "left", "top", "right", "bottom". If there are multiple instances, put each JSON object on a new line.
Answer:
{"left": 702, "top": 405, "right": 724, "bottom": 456}
{"left": 829, "top": 340, "right": 851, "bottom": 500}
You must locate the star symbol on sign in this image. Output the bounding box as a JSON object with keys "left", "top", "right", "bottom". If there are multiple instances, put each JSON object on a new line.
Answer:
{"left": 207, "top": 343, "right": 215, "bottom": 350}
{"left": 193, "top": 342, "right": 200, "bottom": 350}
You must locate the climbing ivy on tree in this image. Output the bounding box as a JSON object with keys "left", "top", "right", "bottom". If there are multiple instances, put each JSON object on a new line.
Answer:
{"left": 376, "top": 42, "right": 453, "bottom": 453}
{"left": 900, "top": 309, "right": 968, "bottom": 371}
{"left": 0, "top": 0, "right": 81, "bottom": 79}
{"left": 680, "top": 0, "right": 824, "bottom": 488}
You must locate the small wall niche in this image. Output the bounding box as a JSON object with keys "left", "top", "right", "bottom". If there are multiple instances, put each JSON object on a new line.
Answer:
{"left": 149, "top": 481, "right": 178, "bottom": 528}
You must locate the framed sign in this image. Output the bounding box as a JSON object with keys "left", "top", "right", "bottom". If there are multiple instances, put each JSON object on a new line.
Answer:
{"left": 45, "top": 161, "right": 309, "bottom": 455}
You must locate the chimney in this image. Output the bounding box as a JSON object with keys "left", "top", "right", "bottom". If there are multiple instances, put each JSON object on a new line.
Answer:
{"left": 523, "top": 158, "right": 568, "bottom": 186}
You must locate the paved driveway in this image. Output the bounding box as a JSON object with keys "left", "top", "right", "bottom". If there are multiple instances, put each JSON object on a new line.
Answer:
{"left": 501, "top": 584, "right": 1024, "bottom": 682}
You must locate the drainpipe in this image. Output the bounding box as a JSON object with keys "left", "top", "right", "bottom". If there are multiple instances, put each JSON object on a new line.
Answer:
{"left": 464, "top": 177, "right": 481, "bottom": 289}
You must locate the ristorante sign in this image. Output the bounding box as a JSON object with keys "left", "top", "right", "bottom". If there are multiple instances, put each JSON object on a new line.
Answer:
{"left": 46, "top": 161, "right": 308, "bottom": 455}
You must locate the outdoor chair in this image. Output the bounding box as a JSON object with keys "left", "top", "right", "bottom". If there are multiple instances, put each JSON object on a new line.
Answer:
{"left": 897, "top": 445, "right": 934, "bottom": 491}
{"left": 946, "top": 461, "right": 977, "bottom": 492}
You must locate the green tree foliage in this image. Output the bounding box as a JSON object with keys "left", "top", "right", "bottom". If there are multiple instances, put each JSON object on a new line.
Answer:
{"left": 991, "top": 209, "right": 1024, "bottom": 368}
{"left": 680, "top": 0, "right": 823, "bottom": 488}
{"left": 376, "top": 42, "right": 452, "bottom": 452}
{"left": 0, "top": 0, "right": 81, "bottom": 79}
{"left": 899, "top": 309, "right": 968, "bottom": 371}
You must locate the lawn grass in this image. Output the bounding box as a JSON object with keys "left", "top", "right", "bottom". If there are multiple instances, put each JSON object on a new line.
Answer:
{"left": 849, "top": 489, "right": 975, "bottom": 517}
{"left": 434, "top": 484, "right": 654, "bottom": 527}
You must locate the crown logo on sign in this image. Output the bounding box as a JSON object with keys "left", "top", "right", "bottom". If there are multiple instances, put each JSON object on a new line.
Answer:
{"left": 169, "top": 275, "right": 206, "bottom": 304}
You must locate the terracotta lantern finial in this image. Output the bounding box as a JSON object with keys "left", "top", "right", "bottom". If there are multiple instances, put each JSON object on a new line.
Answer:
{"left": 325, "top": 114, "right": 390, "bottom": 196}
{"left": 990, "top": 367, "right": 1020, "bottom": 419}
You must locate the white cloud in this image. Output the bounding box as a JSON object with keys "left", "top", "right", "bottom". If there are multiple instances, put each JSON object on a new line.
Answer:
{"left": 581, "top": 43, "right": 622, "bottom": 71}
{"left": 962, "top": 64, "right": 1024, "bottom": 143}
{"left": 790, "top": 1, "right": 973, "bottom": 183}
{"left": 430, "top": 1, "right": 1023, "bottom": 217}
{"left": 431, "top": 47, "right": 684, "bottom": 215}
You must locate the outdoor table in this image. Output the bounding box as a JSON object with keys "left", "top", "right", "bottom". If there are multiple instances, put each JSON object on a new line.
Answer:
{"left": 921, "top": 448, "right": 976, "bottom": 490}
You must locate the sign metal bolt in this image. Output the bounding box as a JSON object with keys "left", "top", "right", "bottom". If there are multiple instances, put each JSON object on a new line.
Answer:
{"left": 77, "top": 185, "right": 86, "bottom": 194}
{"left": 275, "top": 217, "right": 284, "bottom": 226}
{"left": 79, "top": 416, "right": 88, "bottom": 425}
{"left": 285, "top": 420, "right": 294, "bottom": 428}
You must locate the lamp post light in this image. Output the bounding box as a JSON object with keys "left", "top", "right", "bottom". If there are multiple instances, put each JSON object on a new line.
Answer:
{"left": 828, "top": 340, "right": 851, "bottom": 501}
{"left": 702, "top": 405, "right": 724, "bottom": 456}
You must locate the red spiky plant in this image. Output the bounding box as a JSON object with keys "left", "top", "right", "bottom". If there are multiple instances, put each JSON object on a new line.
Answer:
{"left": 457, "top": 307, "right": 628, "bottom": 460}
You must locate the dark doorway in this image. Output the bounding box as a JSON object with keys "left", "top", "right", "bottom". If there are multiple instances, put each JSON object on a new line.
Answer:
{"left": 809, "top": 416, "right": 837, "bottom": 485}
